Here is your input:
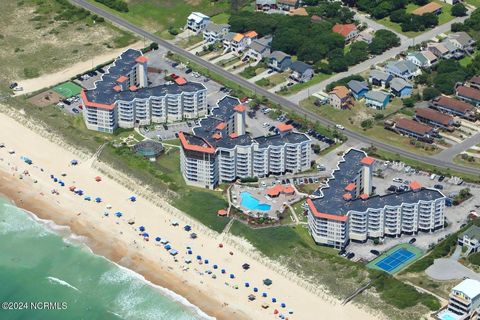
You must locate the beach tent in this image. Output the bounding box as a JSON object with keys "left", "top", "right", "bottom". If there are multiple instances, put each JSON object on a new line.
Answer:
{"left": 196, "top": 255, "right": 202, "bottom": 260}
{"left": 184, "top": 225, "right": 191, "bottom": 231}
{"left": 95, "top": 197, "right": 102, "bottom": 203}
{"left": 213, "top": 264, "right": 218, "bottom": 269}
{"left": 262, "top": 292, "right": 268, "bottom": 298}
{"left": 127, "top": 219, "right": 135, "bottom": 225}
{"left": 164, "top": 244, "right": 172, "bottom": 250}
{"left": 95, "top": 176, "right": 102, "bottom": 182}
{"left": 281, "top": 303, "right": 286, "bottom": 308}
{"left": 155, "top": 237, "right": 161, "bottom": 242}
{"left": 185, "top": 258, "right": 192, "bottom": 264}
{"left": 169, "top": 249, "right": 178, "bottom": 256}
{"left": 59, "top": 182, "right": 65, "bottom": 187}
{"left": 261, "top": 303, "right": 269, "bottom": 309}
{"left": 263, "top": 278, "right": 273, "bottom": 286}
{"left": 139, "top": 226, "right": 145, "bottom": 232}
{"left": 221, "top": 269, "right": 226, "bottom": 274}
{"left": 129, "top": 196, "right": 137, "bottom": 202}
{"left": 248, "top": 294, "right": 256, "bottom": 301}
{"left": 71, "top": 160, "right": 78, "bottom": 165}
{"left": 160, "top": 239, "right": 169, "bottom": 245}
{"left": 53, "top": 178, "right": 58, "bottom": 182}
{"left": 272, "top": 298, "right": 277, "bottom": 303}
{"left": 187, "top": 250, "right": 192, "bottom": 255}
{"left": 143, "top": 232, "right": 149, "bottom": 238}
{"left": 115, "top": 212, "right": 122, "bottom": 217}
{"left": 50, "top": 174, "right": 54, "bottom": 179}
{"left": 204, "top": 259, "right": 209, "bottom": 264}
{"left": 190, "top": 233, "right": 197, "bottom": 239}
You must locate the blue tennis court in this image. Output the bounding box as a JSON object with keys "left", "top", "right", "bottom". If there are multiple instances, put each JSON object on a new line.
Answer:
{"left": 375, "top": 248, "right": 415, "bottom": 273}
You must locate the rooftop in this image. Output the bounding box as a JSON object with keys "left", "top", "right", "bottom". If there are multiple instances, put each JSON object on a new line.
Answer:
{"left": 329, "top": 85, "right": 349, "bottom": 99}
{"left": 433, "top": 96, "right": 474, "bottom": 113}
{"left": 412, "top": 2, "right": 442, "bottom": 15}
{"left": 452, "top": 279, "right": 480, "bottom": 300}
{"left": 456, "top": 85, "right": 480, "bottom": 101}
{"left": 396, "top": 118, "right": 433, "bottom": 135}
{"left": 309, "top": 149, "right": 444, "bottom": 219}
{"left": 390, "top": 77, "right": 412, "bottom": 92}
{"left": 332, "top": 23, "right": 357, "bottom": 38}
{"left": 415, "top": 108, "right": 453, "bottom": 125}
{"left": 460, "top": 225, "right": 480, "bottom": 241}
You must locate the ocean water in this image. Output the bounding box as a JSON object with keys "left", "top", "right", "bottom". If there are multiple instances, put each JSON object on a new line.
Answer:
{"left": 0, "top": 197, "right": 210, "bottom": 320}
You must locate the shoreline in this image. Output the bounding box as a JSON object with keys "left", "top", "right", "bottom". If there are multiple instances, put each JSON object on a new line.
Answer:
{"left": 0, "top": 109, "right": 381, "bottom": 320}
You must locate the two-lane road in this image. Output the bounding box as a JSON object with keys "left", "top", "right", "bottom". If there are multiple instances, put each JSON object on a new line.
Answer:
{"left": 70, "top": 0, "right": 480, "bottom": 176}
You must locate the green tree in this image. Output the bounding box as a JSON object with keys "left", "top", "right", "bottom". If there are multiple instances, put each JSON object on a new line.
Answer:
{"left": 422, "top": 87, "right": 441, "bottom": 101}
{"left": 451, "top": 4, "right": 468, "bottom": 17}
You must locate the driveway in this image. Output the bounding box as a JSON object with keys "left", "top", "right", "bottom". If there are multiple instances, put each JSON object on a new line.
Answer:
{"left": 437, "top": 132, "right": 480, "bottom": 162}
{"left": 248, "top": 69, "right": 273, "bottom": 83}
{"left": 426, "top": 257, "right": 480, "bottom": 281}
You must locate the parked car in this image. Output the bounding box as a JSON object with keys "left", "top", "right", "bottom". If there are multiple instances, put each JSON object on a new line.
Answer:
{"left": 434, "top": 184, "right": 443, "bottom": 190}
{"left": 185, "top": 68, "right": 192, "bottom": 74}
{"left": 335, "top": 124, "right": 345, "bottom": 130}
{"left": 72, "top": 108, "right": 79, "bottom": 114}
{"left": 370, "top": 250, "right": 380, "bottom": 256}
{"left": 438, "top": 175, "right": 445, "bottom": 182}
{"left": 346, "top": 252, "right": 355, "bottom": 259}
{"left": 409, "top": 238, "right": 416, "bottom": 244}
{"left": 338, "top": 249, "right": 346, "bottom": 256}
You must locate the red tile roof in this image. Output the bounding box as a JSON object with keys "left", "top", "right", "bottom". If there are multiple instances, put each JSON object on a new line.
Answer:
{"left": 409, "top": 181, "right": 422, "bottom": 191}
{"left": 470, "top": 76, "right": 480, "bottom": 85}
{"left": 276, "top": 123, "right": 294, "bottom": 132}
{"left": 435, "top": 96, "right": 474, "bottom": 113}
{"left": 216, "top": 122, "right": 226, "bottom": 130}
{"left": 412, "top": 2, "right": 442, "bottom": 15}
{"left": 212, "top": 132, "right": 222, "bottom": 140}
{"left": 80, "top": 90, "right": 115, "bottom": 110}
{"left": 178, "top": 132, "right": 215, "bottom": 154}
{"left": 135, "top": 56, "right": 148, "bottom": 64}
{"left": 229, "top": 132, "right": 238, "bottom": 139}
{"left": 396, "top": 118, "right": 433, "bottom": 135}
{"left": 361, "top": 156, "right": 375, "bottom": 166}
{"left": 116, "top": 75, "right": 128, "bottom": 83}
{"left": 332, "top": 23, "right": 357, "bottom": 38}
{"left": 244, "top": 31, "right": 258, "bottom": 38}
{"left": 233, "top": 104, "right": 246, "bottom": 112}
{"left": 415, "top": 108, "right": 453, "bottom": 126}
{"left": 457, "top": 85, "right": 480, "bottom": 101}
{"left": 175, "top": 77, "right": 187, "bottom": 85}
{"left": 307, "top": 198, "right": 348, "bottom": 222}
{"left": 329, "top": 85, "right": 349, "bottom": 99}
{"left": 345, "top": 183, "right": 356, "bottom": 192}
{"left": 129, "top": 85, "right": 138, "bottom": 91}
{"left": 360, "top": 193, "right": 369, "bottom": 200}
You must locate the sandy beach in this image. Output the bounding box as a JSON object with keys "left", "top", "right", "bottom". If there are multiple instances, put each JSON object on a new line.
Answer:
{"left": 14, "top": 41, "right": 144, "bottom": 95}
{"left": 0, "top": 109, "right": 382, "bottom": 320}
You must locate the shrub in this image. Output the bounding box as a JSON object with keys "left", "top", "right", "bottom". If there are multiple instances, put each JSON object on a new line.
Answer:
{"left": 23, "top": 67, "right": 39, "bottom": 78}
{"left": 469, "top": 252, "right": 480, "bottom": 266}
{"left": 361, "top": 118, "right": 374, "bottom": 129}
{"left": 94, "top": 0, "right": 128, "bottom": 12}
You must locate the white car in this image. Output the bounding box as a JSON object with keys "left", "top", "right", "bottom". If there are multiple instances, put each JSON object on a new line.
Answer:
{"left": 335, "top": 124, "right": 345, "bottom": 130}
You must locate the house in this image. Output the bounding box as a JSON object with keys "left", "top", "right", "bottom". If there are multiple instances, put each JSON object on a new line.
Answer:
{"left": 289, "top": 61, "right": 314, "bottom": 83}
{"left": 369, "top": 70, "right": 393, "bottom": 88}
{"left": 427, "top": 42, "right": 450, "bottom": 59}
{"left": 256, "top": 0, "right": 278, "bottom": 11}
{"left": 430, "top": 96, "right": 476, "bottom": 120}
{"left": 365, "top": 91, "right": 390, "bottom": 109}
{"left": 447, "top": 32, "right": 476, "bottom": 53}
{"left": 394, "top": 118, "right": 435, "bottom": 142}
{"left": 268, "top": 51, "right": 292, "bottom": 72}
{"left": 442, "top": 39, "right": 465, "bottom": 59}
{"left": 332, "top": 23, "right": 358, "bottom": 42}
{"left": 278, "top": 0, "right": 299, "bottom": 10}
{"left": 311, "top": 15, "right": 322, "bottom": 23}
{"left": 456, "top": 85, "right": 480, "bottom": 106}
{"left": 289, "top": 7, "right": 308, "bottom": 16}
{"left": 356, "top": 29, "right": 374, "bottom": 44}
{"left": 328, "top": 86, "right": 351, "bottom": 109}
{"left": 347, "top": 80, "right": 369, "bottom": 99}
{"left": 203, "top": 23, "right": 230, "bottom": 44}
{"left": 438, "top": 279, "right": 480, "bottom": 320}
{"left": 187, "top": 12, "right": 210, "bottom": 33}
{"left": 406, "top": 51, "right": 437, "bottom": 68}
{"left": 412, "top": 2, "right": 443, "bottom": 16}
{"left": 441, "top": 0, "right": 460, "bottom": 4}
{"left": 458, "top": 225, "right": 480, "bottom": 253}
{"left": 243, "top": 36, "right": 272, "bottom": 62}
{"left": 390, "top": 77, "right": 413, "bottom": 98}
{"left": 223, "top": 31, "right": 257, "bottom": 54}
{"left": 414, "top": 108, "right": 455, "bottom": 131}
{"left": 467, "top": 76, "right": 480, "bottom": 90}
{"left": 386, "top": 60, "right": 420, "bottom": 80}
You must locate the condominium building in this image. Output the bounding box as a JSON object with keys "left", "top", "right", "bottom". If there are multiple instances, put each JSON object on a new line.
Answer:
{"left": 438, "top": 279, "right": 480, "bottom": 320}
{"left": 180, "top": 96, "right": 311, "bottom": 189}
{"left": 307, "top": 149, "right": 445, "bottom": 249}
{"left": 81, "top": 49, "right": 207, "bottom": 133}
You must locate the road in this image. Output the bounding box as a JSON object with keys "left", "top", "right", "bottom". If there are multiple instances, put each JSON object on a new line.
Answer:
{"left": 437, "top": 132, "right": 480, "bottom": 161}
{"left": 288, "top": 12, "right": 470, "bottom": 103}
{"left": 70, "top": 0, "right": 480, "bottom": 175}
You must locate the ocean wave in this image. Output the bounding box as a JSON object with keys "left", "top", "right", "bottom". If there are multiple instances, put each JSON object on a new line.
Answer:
{"left": 0, "top": 202, "right": 51, "bottom": 237}
{"left": 47, "top": 276, "right": 80, "bottom": 292}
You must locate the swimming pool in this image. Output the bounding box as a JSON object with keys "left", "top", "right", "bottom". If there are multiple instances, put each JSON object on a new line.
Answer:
{"left": 240, "top": 192, "right": 271, "bottom": 211}
{"left": 438, "top": 310, "right": 460, "bottom": 320}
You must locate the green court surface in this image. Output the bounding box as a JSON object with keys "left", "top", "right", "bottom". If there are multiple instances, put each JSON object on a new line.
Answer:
{"left": 367, "top": 243, "right": 423, "bottom": 274}
{"left": 53, "top": 82, "right": 82, "bottom": 98}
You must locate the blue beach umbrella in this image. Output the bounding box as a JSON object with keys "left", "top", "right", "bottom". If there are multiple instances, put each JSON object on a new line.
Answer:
{"left": 262, "top": 292, "right": 267, "bottom": 298}
{"left": 253, "top": 287, "right": 258, "bottom": 292}
{"left": 115, "top": 212, "right": 122, "bottom": 217}
{"left": 204, "top": 259, "right": 209, "bottom": 264}
{"left": 50, "top": 174, "right": 54, "bottom": 179}
{"left": 196, "top": 255, "right": 201, "bottom": 260}
{"left": 129, "top": 196, "right": 136, "bottom": 202}
{"left": 245, "top": 282, "right": 249, "bottom": 287}
{"left": 95, "top": 197, "right": 102, "bottom": 203}
{"left": 53, "top": 178, "right": 58, "bottom": 182}
{"left": 221, "top": 269, "right": 226, "bottom": 274}
{"left": 281, "top": 303, "right": 286, "bottom": 308}
{"left": 84, "top": 196, "right": 91, "bottom": 201}
{"left": 71, "top": 160, "right": 78, "bottom": 165}
{"left": 139, "top": 226, "right": 145, "bottom": 232}
{"left": 187, "top": 250, "right": 192, "bottom": 254}
{"left": 155, "top": 237, "right": 161, "bottom": 242}
{"left": 213, "top": 264, "right": 218, "bottom": 269}
{"left": 142, "top": 232, "right": 149, "bottom": 237}
{"left": 229, "top": 274, "right": 235, "bottom": 279}
{"left": 272, "top": 298, "right": 277, "bottom": 303}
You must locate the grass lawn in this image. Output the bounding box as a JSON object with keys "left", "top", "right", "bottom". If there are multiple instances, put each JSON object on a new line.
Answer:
{"left": 267, "top": 72, "right": 288, "bottom": 85}
{"left": 453, "top": 154, "right": 480, "bottom": 169}
{"left": 0, "top": 0, "right": 137, "bottom": 88}
{"left": 161, "top": 138, "right": 181, "bottom": 146}
{"left": 278, "top": 73, "right": 333, "bottom": 96}
{"left": 217, "top": 56, "right": 240, "bottom": 68}
{"left": 300, "top": 97, "right": 440, "bottom": 156}
{"left": 86, "top": 0, "right": 230, "bottom": 38}
{"left": 211, "top": 12, "right": 230, "bottom": 24}
{"left": 177, "top": 34, "right": 204, "bottom": 49}
{"left": 467, "top": 0, "right": 480, "bottom": 7}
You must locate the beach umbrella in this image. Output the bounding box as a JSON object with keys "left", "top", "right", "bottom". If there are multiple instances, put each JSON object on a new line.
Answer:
{"left": 221, "top": 269, "right": 226, "bottom": 274}
{"left": 288, "top": 309, "right": 294, "bottom": 314}
{"left": 229, "top": 274, "right": 235, "bottom": 279}
{"left": 69, "top": 186, "right": 76, "bottom": 192}
{"left": 50, "top": 174, "right": 54, "bottom": 179}
{"left": 184, "top": 225, "right": 191, "bottom": 231}
{"left": 204, "top": 259, "right": 209, "bottom": 264}
{"left": 115, "top": 212, "right": 122, "bottom": 218}
{"left": 213, "top": 264, "right": 218, "bottom": 269}
{"left": 139, "top": 226, "right": 145, "bottom": 232}
{"left": 196, "top": 255, "right": 201, "bottom": 260}
{"left": 95, "top": 176, "right": 102, "bottom": 182}
{"left": 95, "top": 197, "right": 102, "bottom": 203}
{"left": 262, "top": 292, "right": 267, "bottom": 298}
{"left": 245, "top": 282, "right": 249, "bottom": 287}
{"left": 106, "top": 204, "right": 112, "bottom": 209}
{"left": 143, "top": 232, "right": 149, "bottom": 237}
{"left": 253, "top": 287, "right": 258, "bottom": 292}
{"left": 59, "top": 182, "right": 65, "bottom": 187}
{"left": 164, "top": 244, "right": 171, "bottom": 250}
{"left": 272, "top": 298, "right": 277, "bottom": 303}
{"left": 53, "top": 178, "right": 58, "bottom": 182}
{"left": 71, "top": 159, "right": 78, "bottom": 165}
{"left": 263, "top": 278, "right": 272, "bottom": 286}
{"left": 187, "top": 250, "right": 192, "bottom": 255}
{"left": 274, "top": 309, "right": 279, "bottom": 315}
{"left": 281, "top": 303, "right": 286, "bottom": 308}
{"left": 248, "top": 294, "right": 256, "bottom": 301}
{"left": 84, "top": 196, "right": 91, "bottom": 201}
{"left": 155, "top": 237, "right": 161, "bottom": 242}
{"left": 129, "top": 196, "right": 136, "bottom": 202}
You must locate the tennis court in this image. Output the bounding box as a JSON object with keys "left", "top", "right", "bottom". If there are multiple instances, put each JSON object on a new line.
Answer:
{"left": 367, "top": 243, "right": 423, "bottom": 274}
{"left": 53, "top": 82, "right": 82, "bottom": 98}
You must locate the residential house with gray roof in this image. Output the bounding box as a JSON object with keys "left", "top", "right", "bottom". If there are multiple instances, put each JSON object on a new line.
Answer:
{"left": 268, "top": 51, "right": 292, "bottom": 71}
{"left": 243, "top": 36, "right": 272, "bottom": 62}
{"left": 203, "top": 23, "right": 230, "bottom": 44}
{"left": 347, "top": 80, "right": 369, "bottom": 99}
{"left": 289, "top": 61, "right": 314, "bottom": 83}
{"left": 390, "top": 77, "right": 413, "bottom": 98}
{"left": 365, "top": 90, "right": 390, "bottom": 109}
{"left": 386, "top": 60, "right": 420, "bottom": 80}
{"left": 369, "top": 70, "right": 393, "bottom": 88}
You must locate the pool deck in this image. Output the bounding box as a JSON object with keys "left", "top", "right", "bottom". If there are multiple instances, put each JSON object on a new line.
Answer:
{"left": 230, "top": 184, "right": 304, "bottom": 220}
{"left": 366, "top": 243, "right": 423, "bottom": 274}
